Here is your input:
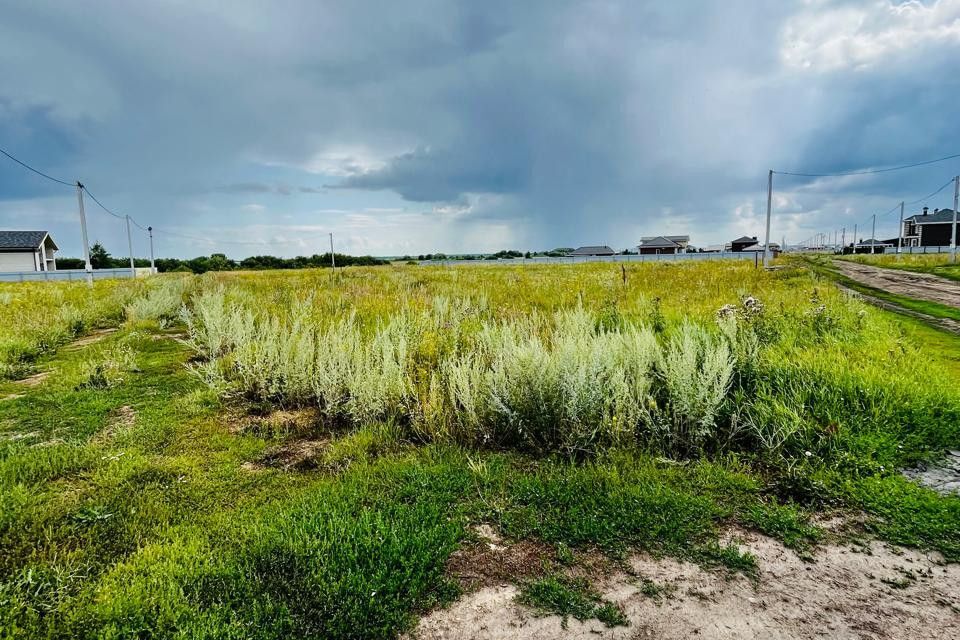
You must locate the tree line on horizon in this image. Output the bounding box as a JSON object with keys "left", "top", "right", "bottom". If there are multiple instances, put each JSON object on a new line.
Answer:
{"left": 56, "top": 242, "right": 389, "bottom": 274}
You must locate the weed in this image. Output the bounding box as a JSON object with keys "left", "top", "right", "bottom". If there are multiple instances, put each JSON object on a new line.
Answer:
{"left": 517, "top": 574, "right": 627, "bottom": 628}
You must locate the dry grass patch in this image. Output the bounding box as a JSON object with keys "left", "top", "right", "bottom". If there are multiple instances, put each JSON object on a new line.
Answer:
{"left": 244, "top": 438, "right": 330, "bottom": 471}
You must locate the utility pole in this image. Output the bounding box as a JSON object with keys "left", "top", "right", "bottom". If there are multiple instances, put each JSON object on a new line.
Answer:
{"left": 841, "top": 227, "right": 846, "bottom": 251}
{"left": 953, "top": 176, "right": 960, "bottom": 263}
{"left": 763, "top": 169, "right": 773, "bottom": 268}
{"left": 329, "top": 233, "right": 336, "bottom": 268}
{"left": 897, "top": 201, "right": 905, "bottom": 259}
{"left": 76, "top": 182, "right": 93, "bottom": 286}
{"left": 853, "top": 223, "right": 858, "bottom": 253}
{"left": 125, "top": 215, "right": 136, "bottom": 278}
{"left": 833, "top": 230, "right": 837, "bottom": 251}
{"left": 871, "top": 214, "right": 876, "bottom": 254}
{"left": 148, "top": 226, "right": 155, "bottom": 273}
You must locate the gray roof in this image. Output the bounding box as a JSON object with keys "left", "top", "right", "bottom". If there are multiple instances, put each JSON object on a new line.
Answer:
{"left": 639, "top": 236, "right": 680, "bottom": 248}
{"left": 731, "top": 235, "right": 757, "bottom": 243}
{"left": 0, "top": 231, "right": 55, "bottom": 251}
{"left": 905, "top": 209, "right": 957, "bottom": 224}
{"left": 855, "top": 239, "right": 893, "bottom": 247}
{"left": 570, "top": 245, "right": 616, "bottom": 256}
{"left": 641, "top": 235, "right": 689, "bottom": 244}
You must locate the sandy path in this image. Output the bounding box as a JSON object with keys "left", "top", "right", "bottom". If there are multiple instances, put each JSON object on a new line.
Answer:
{"left": 833, "top": 261, "right": 960, "bottom": 309}
{"left": 410, "top": 532, "right": 959, "bottom": 640}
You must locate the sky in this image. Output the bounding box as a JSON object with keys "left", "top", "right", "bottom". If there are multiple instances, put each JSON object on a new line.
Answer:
{"left": 1, "top": 0, "right": 960, "bottom": 259}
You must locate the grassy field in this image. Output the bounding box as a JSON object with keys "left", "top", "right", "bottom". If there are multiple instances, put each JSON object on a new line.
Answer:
{"left": 838, "top": 252, "right": 960, "bottom": 282}
{"left": 1, "top": 261, "right": 959, "bottom": 638}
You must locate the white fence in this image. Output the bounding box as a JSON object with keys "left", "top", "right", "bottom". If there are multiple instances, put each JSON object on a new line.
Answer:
{"left": 0, "top": 267, "right": 154, "bottom": 283}
{"left": 419, "top": 251, "right": 765, "bottom": 267}
{"left": 888, "top": 245, "right": 953, "bottom": 254}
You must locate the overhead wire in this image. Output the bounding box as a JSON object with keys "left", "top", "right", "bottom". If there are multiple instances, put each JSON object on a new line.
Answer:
{"left": 5, "top": 140, "right": 959, "bottom": 254}
{"left": 775, "top": 153, "right": 960, "bottom": 178}
{"left": 0, "top": 146, "right": 75, "bottom": 187}
{"left": 905, "top": 178, "right": 955, "bottom": 206}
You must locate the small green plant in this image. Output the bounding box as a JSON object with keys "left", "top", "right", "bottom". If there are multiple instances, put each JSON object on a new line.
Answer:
{"left": 76, "top": 344, "right": 138, "bottom": 390}
{"left": 517, "top": 574, "right": 627, "bottom": 628}
{"left": 744, "top": 502, "right": 821, "bottom": 555}
{"left": 636, "top": 576, "right": 674, "bottom": 601}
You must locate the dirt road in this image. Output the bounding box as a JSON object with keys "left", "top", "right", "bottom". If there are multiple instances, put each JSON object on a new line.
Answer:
{"left": 832, "top": 260, "right": 960, "bottom": 309}
{"left": 410, "top": 530, "right": 959, "bottom": 640}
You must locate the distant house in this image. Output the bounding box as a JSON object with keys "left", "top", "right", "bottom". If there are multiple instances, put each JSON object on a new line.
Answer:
{"left": 0, "top": 231, "right": 58, "bottom": 272}
{"left": 901, "top": 207, "right": 960, "bottom": 247}
{"left": 638, "top": 235, "right": 689, "bottom": 255}
{"left": 739, "top": 242, "right": 781, "bottom": 257}
{"left": 730, "top": 235, "right": 758, "bottom": 252}
{"left": 569, "top": 245, "right": 616, "bottom": 256}
{"left": 853, "top": 239, "right": 893, "bottom": 254}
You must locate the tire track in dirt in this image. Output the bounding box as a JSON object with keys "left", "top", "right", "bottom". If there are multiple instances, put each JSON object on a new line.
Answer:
{"left": 832, "top": 261, "right": 960, "bottom": 309}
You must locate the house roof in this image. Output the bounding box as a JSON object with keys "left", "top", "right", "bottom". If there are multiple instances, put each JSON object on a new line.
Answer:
{"left": 731, "top": 235, "right": 757, "bottom": 243}
{"left": 855, "top": 239, "right": 892, "bottom": 247}
{"left": 905, "top": 209, "right": 958, "bottom": 224}
{"left": 639, "top": 236, "right": 680, "bottom": 248}
{"left": 641, "top": 235, "right": 689, "bottom": 244}
{"left": 739, "top": 243, "right": 781, "bottom": 252}
{"left": 569, "top": 245, "right": 616, "bottom": 256}
{"left": 0, "top": 231, "right": 56, "bottom": 251}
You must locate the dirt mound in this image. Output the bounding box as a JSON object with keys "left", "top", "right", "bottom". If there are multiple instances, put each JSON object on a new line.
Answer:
{"left": 410, "top": 531, "right": 960, "bottom": 640}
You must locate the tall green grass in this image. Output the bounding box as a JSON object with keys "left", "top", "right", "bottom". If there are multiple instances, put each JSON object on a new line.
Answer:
{"left": 175, "top": 266, "right": 960, "bottom": 466}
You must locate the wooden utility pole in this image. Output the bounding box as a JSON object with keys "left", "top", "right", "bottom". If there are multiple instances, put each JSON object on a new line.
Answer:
{"left": 329, "top": 233, "right": 336, "bottom": 268}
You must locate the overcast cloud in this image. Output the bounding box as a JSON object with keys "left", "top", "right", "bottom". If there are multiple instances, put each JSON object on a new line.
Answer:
{"left": 1, "top": 0, "right": 959, "bottom": 258}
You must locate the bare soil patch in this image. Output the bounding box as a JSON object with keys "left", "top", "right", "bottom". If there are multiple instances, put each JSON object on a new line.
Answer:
{"left": 410, "top": 531, "right": 959, "bottom": 640}
{"left": 243, "top": 438, "right": 329, "bottom": 471}
{"left": 0, "top": 393, "right": 24, "bottom": 402}
{"left": 65, "top": 328, "right": 118, "bottom": 350}
{"left": 92, "top": 405, "right": 137, "bottom": 444}
{"left": 16, "top": 371, "right": 49, "bottom": 387}
{"left": 446, "top": 525, "right": 556, "bottom": 590}
{"left": 231, "top": 406, "right": 324, "bottom": 438}
{"left": 833, "top": 261, "right": 960, "bottom": 309}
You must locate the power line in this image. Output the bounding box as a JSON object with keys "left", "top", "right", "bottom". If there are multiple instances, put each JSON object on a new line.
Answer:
{"left": 0, "top": 146, "right": 75, "bottom": 187}
{"left": 905, "top": 178, "right": 956, "bottom": 206}
{"left": 775, "top": 153, "right": 960, "bottom": 178}
{"left": 80, "top": 185, "right": 126, "bottom": 220}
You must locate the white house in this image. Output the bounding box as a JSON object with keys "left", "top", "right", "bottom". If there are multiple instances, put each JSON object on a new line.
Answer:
{"left": 0, "top": 231, "right": 59, "bottom": 272}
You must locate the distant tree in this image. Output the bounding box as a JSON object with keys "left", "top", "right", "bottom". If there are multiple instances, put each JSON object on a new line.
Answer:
{"left": 55, "top": 257, "right": 85, "bottom": 269}
{"left": 524, "top": 251, "right": 532, "bottom": 259}
{"left": 89, "top": 242, "right": 112, "bottom": 269}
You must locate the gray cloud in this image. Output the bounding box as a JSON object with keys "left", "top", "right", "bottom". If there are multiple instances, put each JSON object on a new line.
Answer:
{"left": 1, "top": 1, "right": 959, "bottom": 257}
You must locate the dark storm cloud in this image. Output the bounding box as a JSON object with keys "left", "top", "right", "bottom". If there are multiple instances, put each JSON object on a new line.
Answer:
{"left": 1, "top": 0, "right": 959, "bottom": 256}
